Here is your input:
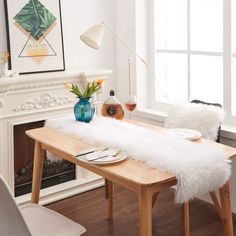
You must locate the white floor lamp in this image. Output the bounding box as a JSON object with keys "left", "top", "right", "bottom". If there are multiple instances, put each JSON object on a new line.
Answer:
{"left": 80, "top": 22, "right": 150, "bottom": 118}
{"left": 80, "top": 22, "right": 150, "bottom": 67}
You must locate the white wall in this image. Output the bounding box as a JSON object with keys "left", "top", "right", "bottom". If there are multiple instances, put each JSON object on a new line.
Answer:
{"left": 0, "top": 0, "right": 116, "bottom": 92}
{"left": 115, "top": 0, "right": 135, "bottom": 105}
{"left": 116, "top": 0, "right": 151, "bottom": 110}
{"left": 0, "top": 0, "right": 7, "bottom": 54}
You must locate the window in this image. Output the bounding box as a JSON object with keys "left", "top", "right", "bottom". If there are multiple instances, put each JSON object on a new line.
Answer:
{"left": 150, "top": 0, "right": 235, "bottom": 124}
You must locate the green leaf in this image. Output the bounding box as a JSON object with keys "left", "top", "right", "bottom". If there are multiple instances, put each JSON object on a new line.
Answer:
{"left": 71, "top": 84, "right": 82, "bottom": 97}
{"left": 14, "top": 0, "right": 56, "bottom": 41}
{"left": 68, "top": 81, "right": 101, "bottom": 98}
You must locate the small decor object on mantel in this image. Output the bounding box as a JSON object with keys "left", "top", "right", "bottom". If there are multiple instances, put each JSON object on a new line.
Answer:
{"left": 0, "top": 51, "right": 10, "bottom": 77}
{"left": 64, "top": 80, "right": 103, "bottom": 123}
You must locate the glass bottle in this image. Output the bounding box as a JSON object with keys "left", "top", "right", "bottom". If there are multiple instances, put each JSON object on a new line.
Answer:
{"left": 102, "top": 90, "right": 124, "bottom": 120}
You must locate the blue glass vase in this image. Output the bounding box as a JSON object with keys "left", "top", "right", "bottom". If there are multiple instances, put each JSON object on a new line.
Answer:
{"left": 74, "top": 97, "right": 95, "bottom": 123}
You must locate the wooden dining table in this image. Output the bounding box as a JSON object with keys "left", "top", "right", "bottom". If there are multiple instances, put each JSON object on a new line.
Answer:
{"left": 26, "top": 120, "right": 236, "bottom": 236}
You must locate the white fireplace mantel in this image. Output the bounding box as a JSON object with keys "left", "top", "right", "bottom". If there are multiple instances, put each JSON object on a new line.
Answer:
{"left": 0, "top": 68, "right": 112, "bottom": 205}
{"left": 0, "top": 68, "right": 112, "bottom": 93}
{"left": 0, "top": 68, "right": 112, "bottom": 116}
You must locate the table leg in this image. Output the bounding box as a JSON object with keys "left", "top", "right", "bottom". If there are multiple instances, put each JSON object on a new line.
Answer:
{"left": 31, "top": 141, "right": 44, "bottom": 204}
{"left": 184, "top": 202, "right": 190, "bottom": 236}
{"left": 105, "top": 179, "right": 114, "bottom": 220}
{"left": 219, "top": 182, "right": 234, "bottom": 236}
{"left": 139, "top": 187, "right": 153, "bottom": 236}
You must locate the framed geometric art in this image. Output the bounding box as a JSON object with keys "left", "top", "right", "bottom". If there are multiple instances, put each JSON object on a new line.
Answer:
{"left": 4, "top": 0, "right": 65, "bottom": 74}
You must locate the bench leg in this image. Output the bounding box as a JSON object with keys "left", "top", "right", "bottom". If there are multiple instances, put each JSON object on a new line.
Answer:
{"left": 139, "top": 187, "right": 153, "bottom": 236}
{"left": 219, "top": 182, "right": 234, "bottom": 236}
{"left": 210, "top": 191, "right": 223, "bottom": 220}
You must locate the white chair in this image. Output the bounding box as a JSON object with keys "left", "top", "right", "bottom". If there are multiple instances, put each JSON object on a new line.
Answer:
{"left": 0, "top": 175, "right": 86, "bottom": 236}
{"left": 164, "top": 101, "right": 223, "bottom": 141}
{"left": 164, "top": 101, "right": 224, "bottom": 236}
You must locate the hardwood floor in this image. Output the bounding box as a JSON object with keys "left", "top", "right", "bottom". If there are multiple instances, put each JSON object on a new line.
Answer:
{"left": 47, "top": 184, "right": 236, "bottom": 236}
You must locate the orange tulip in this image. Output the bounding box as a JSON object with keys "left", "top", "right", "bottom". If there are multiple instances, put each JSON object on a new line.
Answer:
{"left": 96, "top": 79, "right": 104, "bottom": 87}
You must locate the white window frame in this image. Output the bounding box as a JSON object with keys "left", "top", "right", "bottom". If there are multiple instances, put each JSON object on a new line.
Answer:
{"left": 144, "top": 0, "right": 236, "bottom": 126}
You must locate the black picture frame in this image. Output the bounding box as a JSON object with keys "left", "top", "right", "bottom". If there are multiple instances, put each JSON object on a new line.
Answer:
{"left": 4, "top": 0, "right": 65, "bottom": 74}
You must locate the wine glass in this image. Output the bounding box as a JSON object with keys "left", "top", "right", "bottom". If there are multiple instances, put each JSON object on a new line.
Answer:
{"left": 125, "top": 95, "right": 137, "bottom": 119}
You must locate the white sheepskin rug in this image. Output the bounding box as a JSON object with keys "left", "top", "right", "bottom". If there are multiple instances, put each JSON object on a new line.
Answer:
{"left": 165, "top": 102, "right": 224, "bottom": 141}
{"left": 45, "top": 115, "right": 231, "bottom": 203}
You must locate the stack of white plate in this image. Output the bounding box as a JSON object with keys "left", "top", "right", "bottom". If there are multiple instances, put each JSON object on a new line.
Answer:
{"left": 164, "top": 128, "right": 202, "bottom": 140}
{"left": 77, "top": 148, "right": 127, "bottom": 165}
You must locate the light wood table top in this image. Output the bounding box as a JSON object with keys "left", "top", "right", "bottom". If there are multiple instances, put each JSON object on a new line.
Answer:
{"left": 26, "top": 121, "right": 236, "bottom": 189}
{"left": 26, "top": 126, "right": 176, "bottom": 189}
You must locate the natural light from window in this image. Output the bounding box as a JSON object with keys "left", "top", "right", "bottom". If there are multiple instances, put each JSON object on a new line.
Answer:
{"left": 155, "top": 0, "right": 223, "bottom": 105}
{"left": 152, "top": 0, "right": 236, "bottom": 123}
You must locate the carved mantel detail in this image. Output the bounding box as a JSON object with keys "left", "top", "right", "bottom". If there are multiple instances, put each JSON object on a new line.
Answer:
{"left": 13, "top": 94, "right": 75, "bottom": 112}
{"left": 0, "top": 69, "right": 112, "bottom": 96}
{"left": 0, "top": 80, "right": 79, "bottom": 95}
{"left": 0, "top": 99, "right": 4, "bottom": 108}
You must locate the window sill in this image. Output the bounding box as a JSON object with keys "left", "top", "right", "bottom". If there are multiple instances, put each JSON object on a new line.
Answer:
{"left": 134, "top": 108, "right": 167, "bottom": 123}
{"left": 135, "top": 108, "right": 236, "bottom": 141}
{"left": 221, "top": 125, "right": 236, "bottom": 140}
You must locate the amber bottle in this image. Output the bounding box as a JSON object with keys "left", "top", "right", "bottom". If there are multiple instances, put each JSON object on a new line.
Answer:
{"left": 102, "top": 90, "right": 124, "bottom": 120}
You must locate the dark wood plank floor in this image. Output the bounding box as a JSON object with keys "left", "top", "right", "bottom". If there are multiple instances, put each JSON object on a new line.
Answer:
{"left": 47, "top": 184, "right": 236, "bottom": 236}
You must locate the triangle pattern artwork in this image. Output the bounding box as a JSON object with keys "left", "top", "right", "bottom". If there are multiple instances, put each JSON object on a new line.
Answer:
{"left": 14, "top": 0, "right": 58, "bottom": 64}
{"left": 19, "top": 36, "right": 57, "bottom": 64}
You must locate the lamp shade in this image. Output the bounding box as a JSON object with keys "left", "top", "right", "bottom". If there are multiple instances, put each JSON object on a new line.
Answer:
{"left": 80, "top": 24, "right": 105, "bottom": 49}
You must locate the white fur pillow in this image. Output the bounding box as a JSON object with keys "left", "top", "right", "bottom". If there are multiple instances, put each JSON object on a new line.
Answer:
{"left": 164, "top": 102, "right": 225, "bottom": 141}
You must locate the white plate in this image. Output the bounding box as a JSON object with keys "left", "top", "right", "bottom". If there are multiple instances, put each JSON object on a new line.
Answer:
{"left": 78, "top": 153, "right": 128, "bottom": 165}
{"left": 164, "top": 128, "right": 202, "bottom": 140}
{"left": 84, "top": 148, "right": 120, "bottom": 161}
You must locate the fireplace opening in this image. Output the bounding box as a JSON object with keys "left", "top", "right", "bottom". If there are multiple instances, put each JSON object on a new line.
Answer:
{"left": 14, "top": 120, "right": 76, "bottom": 197}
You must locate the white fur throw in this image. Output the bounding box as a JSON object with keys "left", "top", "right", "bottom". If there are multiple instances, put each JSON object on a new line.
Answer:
{"left": 45, "top": 115, "right": 231, "bottom": 203}
{"left": 165, "top": 102, "right": 225, "bottom": 141}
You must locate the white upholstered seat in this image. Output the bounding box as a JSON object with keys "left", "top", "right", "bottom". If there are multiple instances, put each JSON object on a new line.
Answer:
{"left": 0, "top": 175, "right": 86, "bottom": 236}
{"left": 165, "top": 102, "right": 224, "bottom": 141}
